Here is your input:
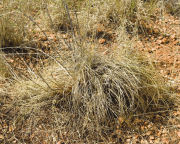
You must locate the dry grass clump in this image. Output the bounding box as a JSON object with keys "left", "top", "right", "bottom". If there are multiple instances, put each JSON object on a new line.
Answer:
{"left": 0, "top": 11, "right": 24, "bottom": 48}
{"left": 7, "top": 47, "right": 173, "bottom": 142}
{"left": 10, "top": 59, "right": 72, "bottom": 108}
{"left": 0, "top": 0, "right": 55, "bottom": 49}
{"left": 71, "top": 52, "right": 172, "bottom": 124}
{"left": 43, "top": 0, "right": 86, "bottom": 33}
{"left": 0, "top": 0, "right": 40, "bottom": 50}
{"left": 0, "top": 0, "right": 178, "bottom": 143}
{"left": 68, "top": 0, "right": 160, "bottom": 39}
{"left": 105, "top": 0, "right": 139, "bottom": 23}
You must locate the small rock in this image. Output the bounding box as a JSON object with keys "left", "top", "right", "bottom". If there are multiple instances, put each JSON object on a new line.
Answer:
{"left": 162, "top": 137, "right": 169, "bottom": 144}
{"left": 150, "top": 136, "right": 155, "bottom": 140}
{"left": 141, "top": 126, "right": 145, "bottom": 130}
{"left": 99, "top": 38, "right": 106, "bottom": 44}
{"left": 134, "top": 135, "right": 139, "bottom": 139}
{"left": 148, "top": 124, "right": 152, "bottom": 128}
{"left": 154, "top": 138, "right": 160, "bottom": 143}
{"left": 171, "top": 34, "right": 176, "bottom": 39}
{"left": 151, "top": 126, "right": 156, "bottom": 131}
{"left": 40, "top": 36, "right": 48, "bottom": 41}
{"left": 63, "top": 34, "right": 68, "bottom": 39}
{"left": 53, "top": 38, "right": 57, "bottom": 42}
{"left": 146, "top": 131, "right": 153, "bottom": 135}
{"left": 144, "top": 121, "right": 148, "bottom": 126}
{"left": 34, "top": 33, "right": 39, "bottom": 38}
{"left": 162, "top": 129, "right": 167, "bottom": 134}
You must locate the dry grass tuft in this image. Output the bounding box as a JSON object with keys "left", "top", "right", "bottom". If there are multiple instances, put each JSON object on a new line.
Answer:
{"left": 0, "top": 13, "right": 24, "bottom": 48}
{"left": 71, "top": 52, "right": 173, "bottom": 123}
{"left": 7, "top": 48, "right": 174, "bottom": 142}
{"left": 0, "top": 0, "right": 178, "bottom": 143}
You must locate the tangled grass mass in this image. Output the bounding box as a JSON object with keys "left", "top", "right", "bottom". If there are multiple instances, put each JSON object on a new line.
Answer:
{"left": 0, "top": 0, "right": 179, "bottom": 143}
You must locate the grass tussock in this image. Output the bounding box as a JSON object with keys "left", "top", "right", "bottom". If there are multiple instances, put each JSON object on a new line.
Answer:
{"left": 7, "top": 48, "right": 174, "bottom": 142}
{"left": 0, "top": 0, "right": 178, "bottom": 143}
{"left": 0, "top": 11, "right": 24, "bottom": 48}
{"left": 72, "top": 53, "right": 172, "bottom": 122}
